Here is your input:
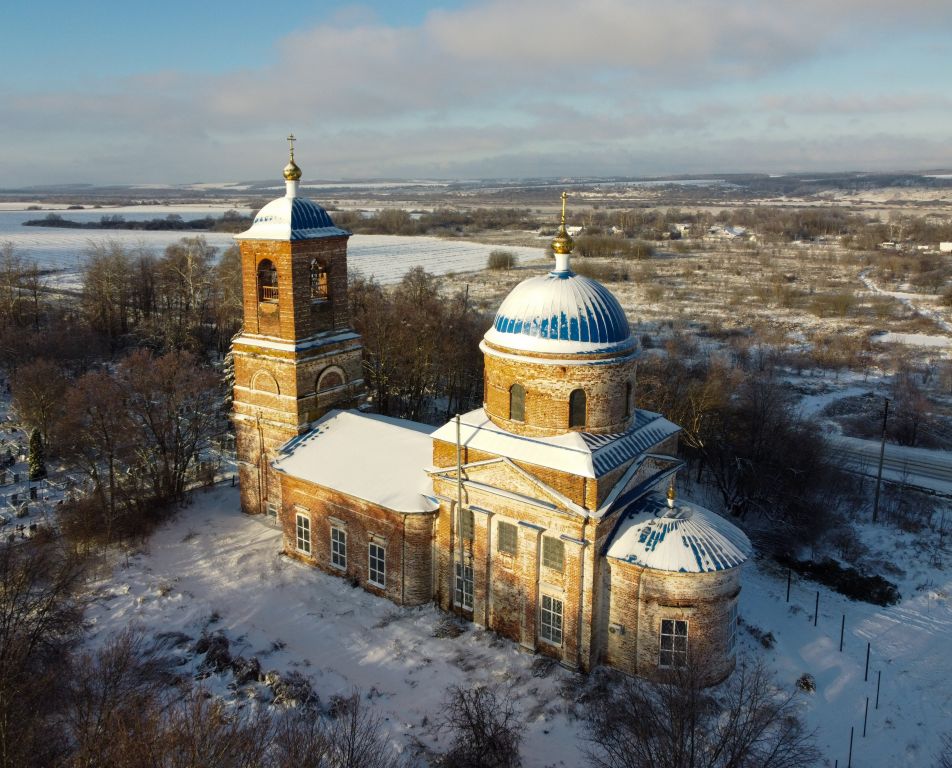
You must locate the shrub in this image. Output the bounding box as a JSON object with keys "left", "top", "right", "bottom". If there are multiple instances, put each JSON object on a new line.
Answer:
{"left": 779, "top": 555, "right": 901, "bottom": 606}
{"left": 573, "top": 260, "right": 630, "bottom": 282}
{"left": 487, "top": 250, "right": 518, "bottom": 270}
{"left": 28, "top": 428, "right": 46, "bottom": 481}
{"left": 584, "top": 661, "right": 820, "bottom": 768}
{"left": 439, "top": 684, "right": 522, "bottom": 768}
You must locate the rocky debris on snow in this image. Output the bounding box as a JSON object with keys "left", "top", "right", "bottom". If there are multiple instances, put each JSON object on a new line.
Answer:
{"left": 531, "top": 656, "right": 558, "bottom": 678}
{"left": 231, "top": 655, "right": 263, "bottom": 686}
{"left": 153, "top": 631, "right": 192, "bottom": 651}
{"left": 742, "top": 619, "right": 776, "bottom": 649}
{"left": 265, "top": 669, "right": 319, "bottom": 709}
{"left": 797, "top": 673, "right": 817, "bottom": 693}
{"left": 195, "top": 631, "right": 232, "bottom": 672}
{"left": 433, "top": 615, "right": 467, "bottom": 638}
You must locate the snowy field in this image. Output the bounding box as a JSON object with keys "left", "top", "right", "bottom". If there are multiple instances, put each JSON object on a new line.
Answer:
{"left": 85, "top": 485, "right": 952, "bottom": 767}
{"left": 0, "top": 208, "right": 546, "bottom": 286}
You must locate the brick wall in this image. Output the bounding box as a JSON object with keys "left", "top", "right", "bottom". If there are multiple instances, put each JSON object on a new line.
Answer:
{"left": 432, "top": 466, "right": 594, "bottom": 669}
{"left": 604, "top": 559, "right": 741, "bottom": 685}
{"left": 482, "top": 341, "right": 637, "bottom": 437}
{"left": 239, "top": 237, "right": 351, "bottom": 341}
{"left": 231, "top": 233, "right": 364, "bottom": 516}
{"left": 280, "top": 474, "right": 436, "bottom": 606}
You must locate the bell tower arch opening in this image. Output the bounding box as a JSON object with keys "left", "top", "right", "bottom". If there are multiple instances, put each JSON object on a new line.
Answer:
{"left": 257, "top": 259, "right": 278, "bottom": 303}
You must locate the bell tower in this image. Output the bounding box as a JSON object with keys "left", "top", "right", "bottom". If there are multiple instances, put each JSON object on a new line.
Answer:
{"left": 231, "top": 137, "right": 364, "bottom": 515}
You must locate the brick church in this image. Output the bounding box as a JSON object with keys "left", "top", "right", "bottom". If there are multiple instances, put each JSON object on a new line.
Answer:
{"left": 231, "top": 143, "right": 751, "bottom": 683}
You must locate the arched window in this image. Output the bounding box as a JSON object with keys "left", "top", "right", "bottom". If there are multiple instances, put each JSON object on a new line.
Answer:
{"left": 569, "top": 389, "right": 586, "bottom": 428}
{"left": 624, "top": 381, "right": 633, "bottom": 418}
{"left": 310, "top": 259, "right": 328, "bottom": 300}
{"left": 257, "top": 259, "right": 278, "bottom": 302}
{"left": 509, "top": 383, "right": 525, "bottom": 422}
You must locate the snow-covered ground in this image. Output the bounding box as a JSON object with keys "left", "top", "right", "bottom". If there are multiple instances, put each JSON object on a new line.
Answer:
{"left": 873, "top": 332, "right": 952, "bottom": 349}
{"left": 85, "top": 485, "right": 952, "bottom": 767}
{"left": 861, "top": 271, "right": 952, "bottom": 334}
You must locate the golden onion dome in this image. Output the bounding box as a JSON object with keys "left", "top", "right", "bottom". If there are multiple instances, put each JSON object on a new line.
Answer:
{"left": 283, "top": 133, "right": 302, "bottom": 180}
{"left": 283, "top": 159, "right": 302, "bottom": 181}
{"left": 551, "top": 191, "right": 574, "bottom": 254}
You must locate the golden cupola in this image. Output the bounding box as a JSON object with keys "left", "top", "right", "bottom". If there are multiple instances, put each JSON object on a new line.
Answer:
{"left": 283, "top": 133, "right": 302, "bottom": 182}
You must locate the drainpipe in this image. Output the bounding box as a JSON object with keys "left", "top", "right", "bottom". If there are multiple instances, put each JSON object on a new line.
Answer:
{"left": 575, "top": 519, "right": 588, "bottom": 670}
{"left": 484, "top": 510, "right": 493, "bottom": 627}
{"left": 635, "top": 565, "right": 645, "bottom": 676}
{"left": 401, "top": 515, "right": 407, "bottom": 605}
{"left": 455, "top": 414, "right": 463, "bottom": 615}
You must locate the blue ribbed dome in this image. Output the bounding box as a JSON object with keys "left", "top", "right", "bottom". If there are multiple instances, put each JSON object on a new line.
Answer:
{"left": 235, "top": 195, "right": 350, "bottom": 242}
{"left": 483, "top": 269, "right": 632, "bottom": 354}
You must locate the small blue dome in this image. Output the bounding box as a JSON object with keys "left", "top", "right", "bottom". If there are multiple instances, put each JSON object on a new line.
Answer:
{"left": 484, "top": 269, "right": 632, "bottom": 354}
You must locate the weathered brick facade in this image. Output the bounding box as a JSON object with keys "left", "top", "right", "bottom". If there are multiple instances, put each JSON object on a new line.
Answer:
{"left": 280, "top": 474, "right": 436, "bottom": 605}
{"left": 231, "top": 189, "right": 363, "bottom": 516}
{"left": 229, "top": 177, "right": 747, "bottom": 686}
{"left": 482, "top": 340, "right": 638, "bottom": 437}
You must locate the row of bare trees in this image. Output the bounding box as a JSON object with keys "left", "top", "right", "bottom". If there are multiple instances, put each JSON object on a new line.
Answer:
{"left": 350, "top": 268, "right": 487, "bottom": 423}
{"left": 638, "top": 350, "right": 858, "bottom": 546}
{"left": 81, "top": 237, "right": 242, "bottom": 354}
{"left": 10, "top": 349, "right": 222, "bottom": 546}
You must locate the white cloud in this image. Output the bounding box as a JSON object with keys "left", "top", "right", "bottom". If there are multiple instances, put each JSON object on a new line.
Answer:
{"left": 3, "top": 0, "right": 952, "bottom": 184}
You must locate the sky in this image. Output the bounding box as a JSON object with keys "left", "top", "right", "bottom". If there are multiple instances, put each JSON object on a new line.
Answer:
{"left": 2, "top": 0, "right": 951, "bottom": 186}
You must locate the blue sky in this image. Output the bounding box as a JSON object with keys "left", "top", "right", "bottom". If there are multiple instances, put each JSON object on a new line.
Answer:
{"left": 2, "top": 0, "right": 951, "bottom": 185}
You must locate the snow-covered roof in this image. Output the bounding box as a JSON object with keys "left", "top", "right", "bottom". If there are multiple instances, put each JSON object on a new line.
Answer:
{"left": 483, "top": 269, "right": 634, "bottom": 355}
{"left": 235, "top": 192, "right": 350, "bottom": 242}
{"left": 273, "top": 410, "right": 438, "bottom": 513}
{"left": 606, "top": 492, "right": 750, "bottom": 573}
{"left": 430, "top": 408, "right": 680, "bottom": 479}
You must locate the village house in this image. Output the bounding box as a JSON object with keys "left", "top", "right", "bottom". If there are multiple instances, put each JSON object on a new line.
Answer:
{"left": 230, "top": 142, "right": 751, "bottom": 684}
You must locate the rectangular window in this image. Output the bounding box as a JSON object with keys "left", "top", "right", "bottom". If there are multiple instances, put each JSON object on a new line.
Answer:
{"left": 728, "top": 603, "right": 738, "bottom": 654}
{"left": 295, "top": 513, "right": 311, "bottom": 555}
{"left": 540, "top": 594, "right": 564, "bottom": 645}
{"left": 497, "top": 521, "right": 518, "bottom": 556}
{"left": 455, "top": 562, "right": 474, "bottom": 610}
{"left": 331, "top": 527, "right": 347, "bottom": 570}
{"left": 460, "top": 508, "right": 474, "bottom": 541}
{"left": 266, "top": 501, "right": 278, "bottom": 519}
{"left": 368, "top": 543, "right": 386, "bottom": 588}
{"left": 660, "top": 619, "right": 688, "bottom": 668}
{"left": 542, "top": 536, "right": 564, "bottom": 572}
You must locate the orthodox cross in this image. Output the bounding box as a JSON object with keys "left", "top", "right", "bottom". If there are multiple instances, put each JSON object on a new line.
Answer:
{"left": 287, "top": 133, "right": 296, "bottom": 161}
{"left": 560, "top": 190, "right": 568, "bottom": 226}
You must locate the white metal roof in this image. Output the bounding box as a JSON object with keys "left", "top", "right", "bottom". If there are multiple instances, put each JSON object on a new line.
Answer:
{"left": 429, "top": 408, "right": 680, "bottom": 479}
{"left": 606, "top": 492, "right": 750, "bottom": 573}
{"left": 273, "top": 410, "right": 438, "bottom": 513}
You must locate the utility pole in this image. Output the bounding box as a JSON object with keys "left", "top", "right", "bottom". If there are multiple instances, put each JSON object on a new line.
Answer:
{"left": 455, "top": 414, "right": 464, "bottom": 616}
{"left": 872, "top": 398, "right": 889, "bottom": 524}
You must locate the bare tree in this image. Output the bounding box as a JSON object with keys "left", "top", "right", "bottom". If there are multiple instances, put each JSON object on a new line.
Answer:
{"left": 0, "top": 539, "right": 87, "bottom": 768}
{"left": 119, "top": 348, "right": 222, "bottom": 503}
{"left": 81, "top": 240, "right": 135, "bottom": 344}
{"left": 936, "top": 733, "right": 952, "bottom": 768}
{"left": 584, "top": 661, "right": 820, "bottom": 768}
{"left": 0, "top": 242, "right": 27, "bottom": 330}
{"left": 438, "top": 684, "right": 522, "bottom": 768}
{"left": 66, "top": 629, "right": 176, "bottom": 768}
{"left": 58, "top": 369, "right": 138, "bottom": 543}
{"left": 10, "top": 357, "right": 68, "bottom": 443}
{"left": 320, "top": 693, "right": 406, "bottom": 768}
